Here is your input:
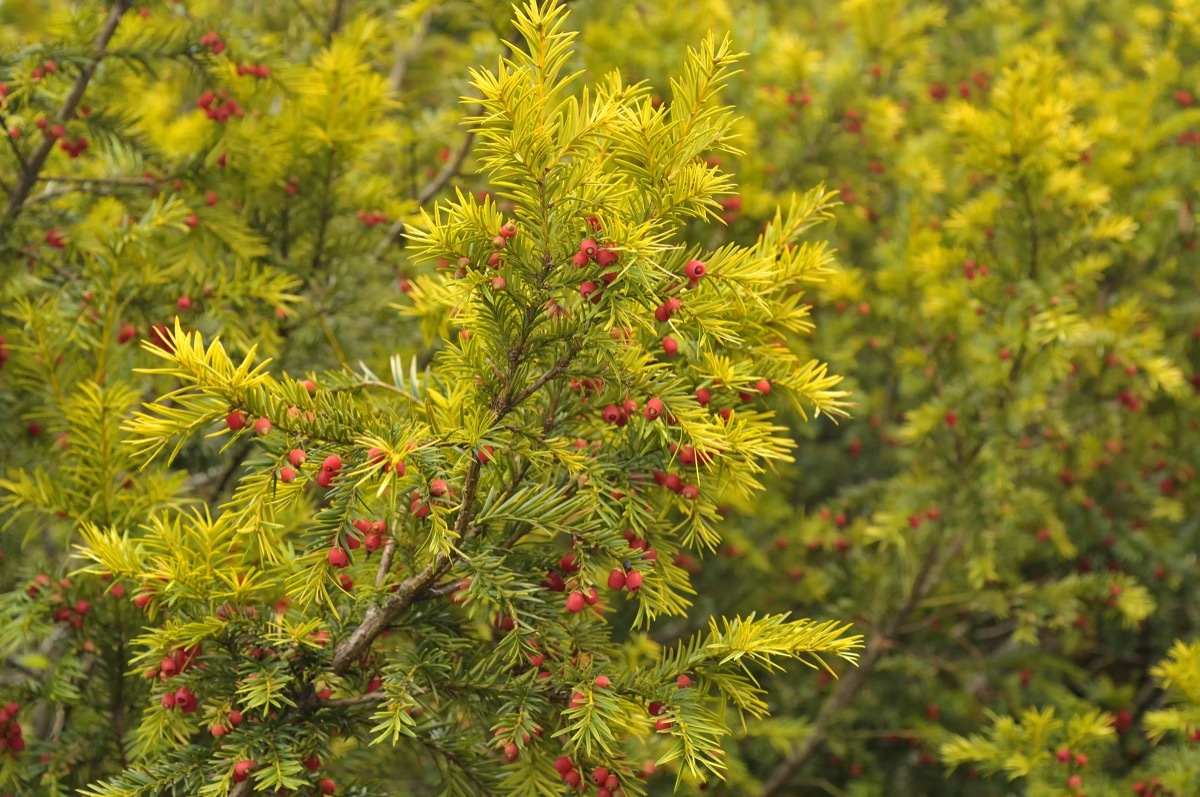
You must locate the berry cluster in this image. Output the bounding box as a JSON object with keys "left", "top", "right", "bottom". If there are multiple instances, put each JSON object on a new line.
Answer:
{"left": 198, "top": 31, "right": 226, "bottom": 55}
{"left": 57, "top": 135, "right": 89, "bottom": 158}
{"left": 0, "top": 702, "right": 24, "bottom": 756}
{"left": 27, "top": 575, "right": 91, "bottom": 630}
{"left": 651, "top": 469, "right": 699, "bottom": 501}
{"left": 573, "top": 219, "right": 620, "bottom": 304}
{"left": 159, "top": 685, "right": 198, "bottom": 713}
{"left": 30, "top": 60, "right": 58, "bottom": 81}
{"left": 152, "top": 645, "right": 203, "bottom": 682}
{"left": 409, "top": 477, "right": 454, "bottom": 519}
{"left": 234, "top": 63, "right": 270, "bottom": 79}
{"left": 196, "top": 90, "right": 243, "bottom": 123}
{"left": 210, "top": 708, "right": 244, "bottom": 738}
{"left": 356, "top": 210, "right": 388, "bottom": 227}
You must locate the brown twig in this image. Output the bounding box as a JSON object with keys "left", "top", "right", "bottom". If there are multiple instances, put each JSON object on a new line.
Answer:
{"left": 372, "top": 131, "right": 475, "bottom": 261}
{"left": 325, "top": 0, "right": 347, "bottom": 44}
{"left": 388, "top": 7, "right": 433, "bottom": 96}
{"left": 0, "top": 114, "right": 29, "bottom": 171}
{"left": 374, "top": 538, "right": 396, "bottom": 589}
{"left": 0, "top": 1, "right": 132, "bottom": 242}
{"left": 320, "top": 691, "right": 387, "bottom": 708}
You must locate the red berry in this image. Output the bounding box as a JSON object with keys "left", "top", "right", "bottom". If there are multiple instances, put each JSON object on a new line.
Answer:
{"left": 591, "top": 768, "right": 609, "bottom": 785}
{"left": 644, "top": 397, "right": 664, "bottom": 420}
{"left": 680, "top": 485, "right": 699, "bottom": 501}
{"left": 624, "top": 570, "right": 644, "bottom": 591}
{"left": 502, "top": 742, "right": 519, "bottom": 763}
{"left": 579, "top": 239, "right": 598, "bottom": 259}
{"left": 225, "top": 411, "right": 247, "bottom": 431}
{"left": 579, "top": 281, "right": 598, "bottom": 299}
{"left": 232, "top": 760, "right": 254, "bottom": 783}
{"left": 662, "top": 336, "right": 679, "bottom": 355}
{"left": 696, "top": 387, "right": 711, "bottom": 405}
{"left": 288, "top": 449, "right": 307, "bottom": 467}
{"left": 327, "top": 547, "right": 349, "bottom": 568}
{"left": 677, "top": 674, "right": 692, "bottom": 688}
{"left": 684, "top": 260, "right": 707, "bottom": 280}
{"left": 254, "top": 417, "right": 271, "bottom": 435}
{"left": 565, "top": 591, "right": 586, "bottom": 613}
{"left": 1056, "top": 748, "right": 1071, "bottom": 764}
{"left": 321, "top": 454, "right": 342, "bottom": 473}
{"left": 174, "top": 687, "right": 197, "bottom": 713}
{"left": 594, "top": 675, "right": 610, "bottom": 689}
{"left": 228, "top": 709, "right": 243, "bottom": 725}
{"left": 319, "top": 779, "right": 336, "bottom": 795}
{"left": 572, "top": 252, "right": 590, "bottom": 268}
{"left": 302, "top": 755, "right": 321, "bottom": 771}
{"left": 553, "top": 756, "right": 573, "bottom": 774}
{"left": 563, "top": 769, "right": 582, "bottom": 787}
{"left": 1067, "top": 775, "right": 1082, "bottom": 789}
{"left": 607, "top": 569, "right": 626, "bottom": 590}
{"left": 755, "top": 379, "right": 771, "bottom": 394}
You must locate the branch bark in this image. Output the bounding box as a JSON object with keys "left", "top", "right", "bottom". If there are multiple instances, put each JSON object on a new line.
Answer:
{"left": 0, "top": 1, "right": 132, "bottom": 242}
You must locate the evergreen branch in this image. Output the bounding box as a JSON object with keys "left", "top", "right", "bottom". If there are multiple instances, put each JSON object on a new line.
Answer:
{"left": 0, "top": 0, "right": 132, "bottom": 243}
{"left": 758, "top": 532, "right": 966, "bottom": 796}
